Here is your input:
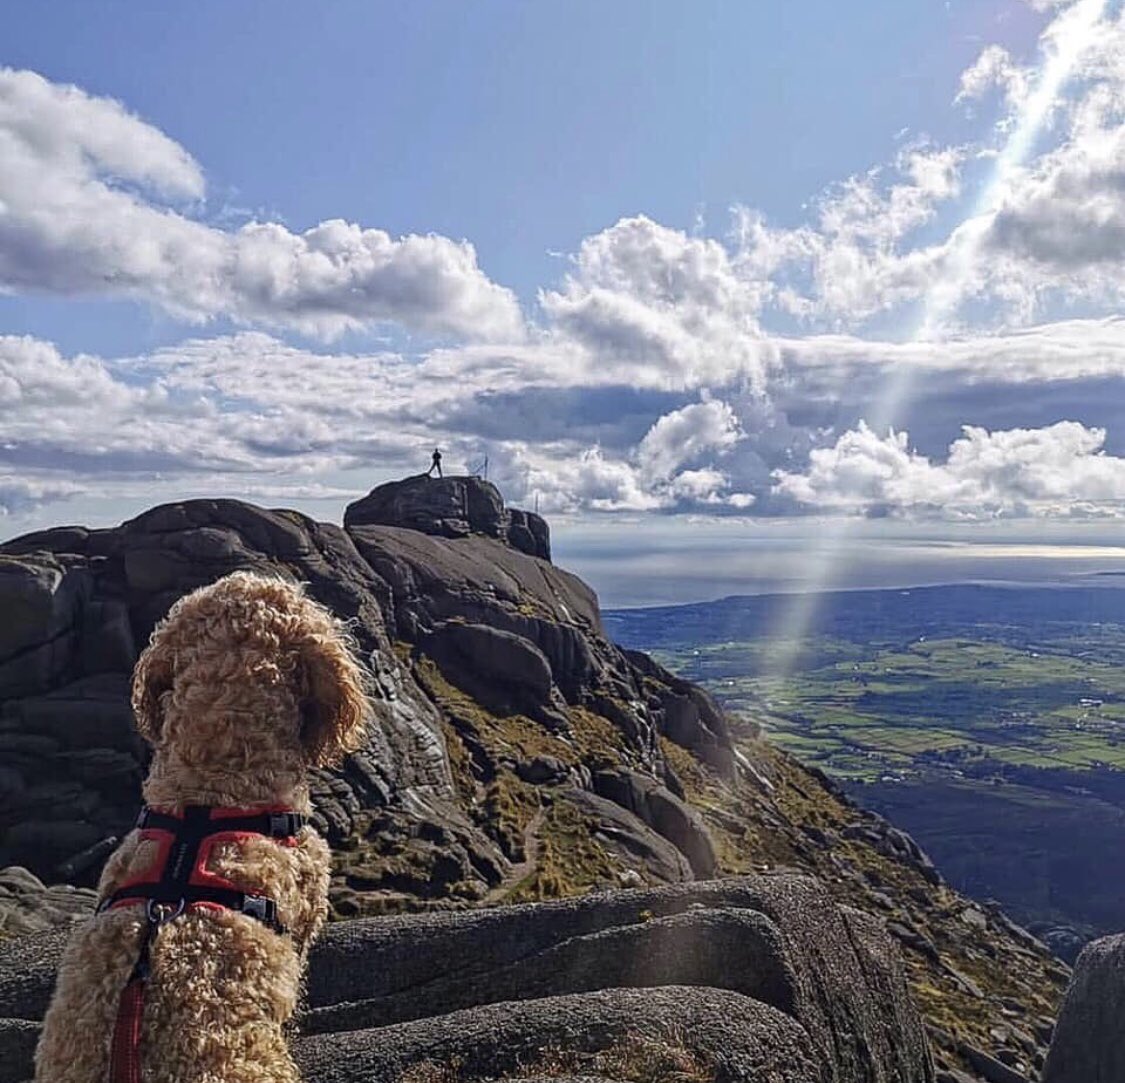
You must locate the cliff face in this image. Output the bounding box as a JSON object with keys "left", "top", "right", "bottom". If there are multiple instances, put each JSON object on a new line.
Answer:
{"left": 0, "top": 477, "right": 1071, "bottom": 1081}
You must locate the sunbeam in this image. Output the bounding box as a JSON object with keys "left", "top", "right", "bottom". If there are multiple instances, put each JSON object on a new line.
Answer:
{"left": 762, "top": 0, "right": 1110, "bottom": 682}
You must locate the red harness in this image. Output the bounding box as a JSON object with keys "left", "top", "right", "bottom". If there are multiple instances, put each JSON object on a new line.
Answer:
{"left": 98, "top": 805, "right": 305, "bottom": 1083}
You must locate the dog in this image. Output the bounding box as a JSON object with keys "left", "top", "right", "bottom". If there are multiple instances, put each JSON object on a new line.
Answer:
{"left": 35, "top": 572, "right": 370, "bottom": 1083}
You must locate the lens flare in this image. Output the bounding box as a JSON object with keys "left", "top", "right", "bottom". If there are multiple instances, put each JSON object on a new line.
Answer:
{"left": 764, "top": 0, "right": 1109, "bottom": 680}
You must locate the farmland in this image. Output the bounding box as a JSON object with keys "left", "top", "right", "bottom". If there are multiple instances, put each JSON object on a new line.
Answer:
{"left": 606, "top": 583, "right": 1125, "bottom": 953}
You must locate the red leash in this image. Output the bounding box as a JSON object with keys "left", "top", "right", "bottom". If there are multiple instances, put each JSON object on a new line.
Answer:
{"left": 108, "top": 901, "right": 173, "bottom": 1083}
{"left": 109, "top": 977, "right": 146, "bottom": 1083}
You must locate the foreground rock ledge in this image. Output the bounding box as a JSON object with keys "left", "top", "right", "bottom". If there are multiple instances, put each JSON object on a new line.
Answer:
{"left": 0, "top": 874, "right": 934, "bottom": 1083}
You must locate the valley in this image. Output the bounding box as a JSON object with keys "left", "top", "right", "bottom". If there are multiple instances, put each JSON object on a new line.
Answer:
{"left": 606, "top": 582, "right": 1125, "bottom": 956}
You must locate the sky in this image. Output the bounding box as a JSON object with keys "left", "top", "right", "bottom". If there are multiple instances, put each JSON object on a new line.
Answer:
{"left": 5, "top": 1, "right": 1125, "bottom": 602}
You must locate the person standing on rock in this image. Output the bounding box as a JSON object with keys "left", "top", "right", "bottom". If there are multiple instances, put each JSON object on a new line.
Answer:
{"left": 427, "top": 448, "right": 443, "bottom": 478}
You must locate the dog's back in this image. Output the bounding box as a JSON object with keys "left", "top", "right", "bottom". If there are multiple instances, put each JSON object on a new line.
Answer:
{"left": 35, "top": 572, "right": 369, "bottom": 1083}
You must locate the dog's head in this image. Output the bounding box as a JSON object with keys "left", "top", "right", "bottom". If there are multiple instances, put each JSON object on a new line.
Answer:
{"left": 132, "top": 571, "right": 370, "bottom": 768}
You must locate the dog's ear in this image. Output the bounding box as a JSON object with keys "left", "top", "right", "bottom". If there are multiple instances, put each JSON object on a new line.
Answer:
{"left": 298, "top": 629, "right": 370, "bottom": 767}
{"left": 131, "top": 638, "right": 174, "bottom": 744}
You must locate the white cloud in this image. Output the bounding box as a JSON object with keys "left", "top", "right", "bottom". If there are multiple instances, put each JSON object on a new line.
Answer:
{"left": 10, "top": 9, "right": 1125, "bottom": 529}
{"left": 0, "top": 475, "right": 83, "bottom": 516}
{"left": 636, "top": 399, "right": 743, "bottom": 479}
{"left": 779, "top": 316, "right": 1125, "bottom": 384}
{"left": 963, "top": 2, "right": 1125, "bottom": 314}
{"left": 956, "top": 45, "right": 1030, "bottom": 110}
{"left": 473, "top": 398, "right": 754, "bottom": 515}
{"left": 773, "top": 420, "right": 1125, "bottom": 518}
{"left": 0, "top": 68, "right": 523, "bottom": 341}
{"left": 733, "top": 144, "right": 963, "bottom": 326}
{"left": 540, "top": 216, "right": 774, "bottom": 390}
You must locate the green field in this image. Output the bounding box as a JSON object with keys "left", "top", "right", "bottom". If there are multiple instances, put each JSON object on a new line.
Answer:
{"left": 652, "top": 635, "right": 1125, "bottom": 779}
{"left": 609, "top": 585, "right": 1125, "bottom": 782}
{"left": 606, "top": 584, "right": 1125, "bottom": 946}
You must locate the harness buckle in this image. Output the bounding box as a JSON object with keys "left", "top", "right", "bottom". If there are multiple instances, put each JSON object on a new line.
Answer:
{"left": 268, "top": 812, "right": 301, "bottom": 837}
{"left": 146, "top": 898, "right": 185, "bottom": 925}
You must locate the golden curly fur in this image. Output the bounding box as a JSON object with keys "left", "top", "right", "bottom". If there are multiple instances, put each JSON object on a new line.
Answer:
{"left": 35, "top": 571, "right": 371, "bottom": 1083}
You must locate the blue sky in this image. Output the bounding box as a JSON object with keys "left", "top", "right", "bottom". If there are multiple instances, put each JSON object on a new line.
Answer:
{"left": 3, "top": 0, "right": 1033, "bottom": 357}
{"left": 5, "top": 0, "right": 1125, "bottom": 599}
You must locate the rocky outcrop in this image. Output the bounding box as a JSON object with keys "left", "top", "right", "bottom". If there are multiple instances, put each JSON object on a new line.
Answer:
{"left": 0, "top": 481, "right": 726, "bottom": 909}
{"left": 344, "top": 475, "right": 551, "bottom": 561}
{"left": 0, "top": 874, "right": 934, "bottom": 1083}
{"left": 0, "top": 499, "right": 472, "bottom": 894}
{"left": 296, "top": 988, "right": 819, "bottom": 1083}
{"left": 1042, "top": 933, "right": 1125, "bottom": 1082}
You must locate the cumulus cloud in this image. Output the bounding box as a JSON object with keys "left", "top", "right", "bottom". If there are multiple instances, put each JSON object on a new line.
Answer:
{"left": 968, "top": 2, "right": 1125, "bottom": 311}
{"left": 636, "top": 399, "right": 743, "bottom": 479}
{"left": 10, "top": 10, "right": 1125, "bottom": 528}
{"left": 540, "top": 216, "right": 774, "bottom": 390}
{"left": 725, "top": 1, "right": 1125, "bottom": 332}
{"left": 0, "top": 68, "right": 523, "bottom": 340}
{"left": 773, "top": 420, "right": 1125, "bottom": 518}
{"left": 482, "top": 439, "right": 750, "bottom": 516}
{"left": 13, "top": 309, "right": 1125, "bottom": 522}
{"left": 733, "top": 144, "right": 963, "bottom": 326}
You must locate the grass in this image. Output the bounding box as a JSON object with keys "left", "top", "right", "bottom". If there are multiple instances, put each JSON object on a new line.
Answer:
{"left": 398, "top": 1029, "right": 714, "bottom": 1082}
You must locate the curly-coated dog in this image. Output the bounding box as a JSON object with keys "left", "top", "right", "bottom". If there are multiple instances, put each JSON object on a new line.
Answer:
{"left": 35, "top": 571, "right": 370, "bottom": 1083}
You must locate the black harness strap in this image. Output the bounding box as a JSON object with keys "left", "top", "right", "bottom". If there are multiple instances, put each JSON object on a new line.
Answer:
{"left": 101, "top": 882, "right": 284, "bottom": 933}
{"left": 135, "top": 807, "right": 306, "bottom": 839}
{"left": 96, "top": 805, "right": 306, "bottom": 936}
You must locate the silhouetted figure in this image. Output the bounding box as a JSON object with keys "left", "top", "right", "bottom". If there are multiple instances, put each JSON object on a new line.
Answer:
{"left": 427, "top": 447, "right": 443, "bottom": 478}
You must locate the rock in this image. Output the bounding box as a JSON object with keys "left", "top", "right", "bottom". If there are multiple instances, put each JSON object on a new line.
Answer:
{"left": 304, "top": 907, "right": 798, "bottom": 1037}
{"left": 0, "top": 926, "right": 67, "bottom": 1026}
{"left": 423, "top": 622, "right": 558, "bottom": 717}
{"left": 506, "top": 507, "right": 551, "bottom": 562}
{"left": 842, "top": 818, "right": 943, "bottom": 887}
{"left": 0, "top": 868, "right": 96, "bottom": 941}
{"left": 344, "top": 475, "right": 551, "bottom": 561}
{"left": 348, "top": 526, "right": 600, "bottom": 700}
{"left": 78, "top": 598, "right": 136, "bottom": 675}
{"left": 625, "top": 650, "right": 735, "bottom": 778}
{"left": 1031, "top": 923, "right": 1088, "bottom": 965}
{"left": 299, "top": 875, "right": 933, "bottom": 1082}
{"left": 295, "top": 987, "right": 820, "bottom": 1083}
{"left": 516, "top": 756, "right": 569, "bottom": 785}
{"left": 0, "top": 875, "right": 933, "bottom": 1083}
{"left": 942, "top": 964, "right": 984, "bottom": 1000}
{"left": 1043, "top": 933, "right": 1125, "bottom": 1082}
{"left": 0, "top": 555, "right": 90, "bottom": 697}
{"left": 886, "top": 921, "right": 941, "bottom": 965}
{"left": 960, "top": 907, "right": 988, "bottom": 930}
{"left": 591, "top": 769, "right": 717, "bottom": 878}
{"left": 561, "top": 789, "right": 694, "bottom": 884}
{"left": 3, "top": 674, "right": 138, "bottom": 753}
{"left": 959, "top": 1042, "right": 1029, "bottom": 1083}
